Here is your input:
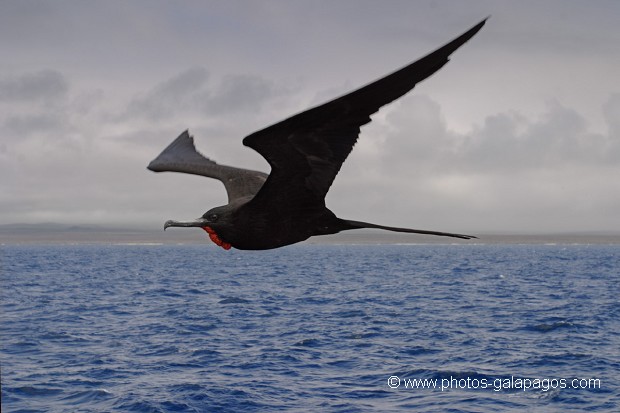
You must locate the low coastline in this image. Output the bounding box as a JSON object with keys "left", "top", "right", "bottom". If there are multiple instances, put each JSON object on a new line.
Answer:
{"left": 2, "top": 224, "right": 619, "bottom": 246}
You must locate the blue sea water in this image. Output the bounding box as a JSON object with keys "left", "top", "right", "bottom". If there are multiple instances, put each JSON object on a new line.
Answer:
{"left": 1, "top": 243, "right": 619, "bottom": 412}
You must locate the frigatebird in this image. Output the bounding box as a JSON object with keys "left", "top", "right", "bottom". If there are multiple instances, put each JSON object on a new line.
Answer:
{"left": 148, "top": 19, "right": 486, "bottom": 250}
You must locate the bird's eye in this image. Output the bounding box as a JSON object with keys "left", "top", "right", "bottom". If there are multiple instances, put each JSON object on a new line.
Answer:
{"left": 207, "top": 213, "right": 218, "bottom": 222}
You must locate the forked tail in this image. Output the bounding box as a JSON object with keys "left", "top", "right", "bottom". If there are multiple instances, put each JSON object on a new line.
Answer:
{"left": 342, "top": 219, "right": 477, "bottom": 240}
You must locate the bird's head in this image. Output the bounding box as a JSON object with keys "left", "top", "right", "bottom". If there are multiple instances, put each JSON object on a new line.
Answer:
{"left": 164, "top": 204, "right": 235, "bottom": 250}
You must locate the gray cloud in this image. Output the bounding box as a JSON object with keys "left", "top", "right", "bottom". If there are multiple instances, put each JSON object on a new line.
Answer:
{"left": 603, "top": 93, "right": 620, "bottom": 142}
{"left": 0, "top": 70, "right": 68, "bottom": 103}
{"left": 125, "top": 67, "right": 288, "bottom": 124}
{"left": 206, "top": 74, "right": 284, "bottom": 115}
{"left": 5, "top": 113, "right": 66, "bottom": 136}
{"left": 127, "top": 67, "right": 210, "bottom": 120}
{"left": 359, "top": 94, "right": 620, "bottom": 174}
{"left": 457, "top": 101, "right": 617, "bottom": 171}
{"left": 0, "top": 70, "right": 82, "bottom": 148}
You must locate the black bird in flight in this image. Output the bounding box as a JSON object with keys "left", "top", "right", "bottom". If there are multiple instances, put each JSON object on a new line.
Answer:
{"left": 148, "top": 19, "right": 486, "bottom": 250}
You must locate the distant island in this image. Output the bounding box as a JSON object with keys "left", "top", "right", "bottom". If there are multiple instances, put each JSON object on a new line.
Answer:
{"left": 1, "top": 223, "right": 619, "bottom": 245}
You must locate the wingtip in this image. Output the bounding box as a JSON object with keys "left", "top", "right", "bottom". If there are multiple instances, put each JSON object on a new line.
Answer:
{"left": 469, "top": 16, "right": 489, "bottom": 35}
{"left": 179, "top": 129, "right": 193, "bottom": 143}
{"left": 146, "top": 129, "right": 202, "bottom": 172}
{"left": 426, "top": 16, "right": 488, "bottom": 63}
{"left": 146, "top": 161, "right": 157, "bottom": 172}
{"left": 478, "top": 16, "right": 490, "bottom": 29}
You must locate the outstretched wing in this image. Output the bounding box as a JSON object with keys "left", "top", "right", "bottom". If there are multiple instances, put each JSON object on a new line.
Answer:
{"left": 147, "top": 130, "right": 267, "bottom": 203}
{"left": 243, "top": 18, "right": 487, "bottom": 208}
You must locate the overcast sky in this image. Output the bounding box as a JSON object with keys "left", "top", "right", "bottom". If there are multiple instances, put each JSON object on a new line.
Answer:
{"left": 1, "top": 0, "right": 619, "bottom": 235}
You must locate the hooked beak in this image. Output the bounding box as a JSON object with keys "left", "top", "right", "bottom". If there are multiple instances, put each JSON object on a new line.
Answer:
{"left": 164, "top": 218, "right": 208, "bottom": 230}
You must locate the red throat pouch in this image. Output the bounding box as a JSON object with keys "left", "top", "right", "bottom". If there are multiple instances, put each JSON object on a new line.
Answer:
{"left": 202, "top": 227, "right": 232, "bottom": 250}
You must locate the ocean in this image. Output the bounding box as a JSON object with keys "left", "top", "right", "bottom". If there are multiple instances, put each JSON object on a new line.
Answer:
{"left": 1, "top": 243, "right": 618, "bottom": 412}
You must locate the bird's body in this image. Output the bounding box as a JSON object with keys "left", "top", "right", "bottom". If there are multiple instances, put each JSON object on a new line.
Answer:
{"left": 209, "top": 202, "right": 343, "bottom": 250}
{"left": 148, "top": 19, "right": 487, "bottom": 250}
